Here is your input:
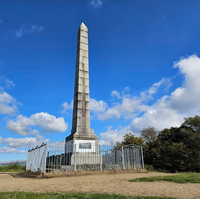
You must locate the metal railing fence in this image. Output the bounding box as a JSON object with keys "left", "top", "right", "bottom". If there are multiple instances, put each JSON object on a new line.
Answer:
{"left": 26, "top": 142, "right": 144, "bottom": 174}
{"left": 26, "top": 143, "right": 47, "bottom": 174}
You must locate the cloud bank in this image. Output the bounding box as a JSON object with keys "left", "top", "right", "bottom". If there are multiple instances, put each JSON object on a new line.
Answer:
{"left": 1, "top": 112, "right": 68, "bottom": 154}
{"left": 6, "top": 112, "right": 68, "bottom": 136}
{"left": 99, "top": 55, "right": 200, "bottom": 144}
{"left": 0, "top": 135, "right": 48, "bottom": 154}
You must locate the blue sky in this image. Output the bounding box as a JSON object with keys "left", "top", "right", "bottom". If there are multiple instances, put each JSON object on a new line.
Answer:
{"left": 1, "top": 0, "right": 200, "bottom": 162}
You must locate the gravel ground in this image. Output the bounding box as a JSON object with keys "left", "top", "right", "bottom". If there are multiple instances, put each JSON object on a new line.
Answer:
{"left": 0, "top": 172, "right": 200, "bottom": 199}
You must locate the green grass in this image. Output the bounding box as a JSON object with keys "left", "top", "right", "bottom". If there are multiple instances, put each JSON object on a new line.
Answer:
{"left": 129, "top": 172, "right": 200, "bottom": 183}
{"left": 0, "top": 163, "right": 25, "bottom": 172}
{"left": 0, "top": 192, "right": 177, "bottom": 199}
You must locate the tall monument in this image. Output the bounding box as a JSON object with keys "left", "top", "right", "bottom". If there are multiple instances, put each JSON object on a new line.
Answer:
{"left": 65, "top": 23, "right": 99, "bottom": 164}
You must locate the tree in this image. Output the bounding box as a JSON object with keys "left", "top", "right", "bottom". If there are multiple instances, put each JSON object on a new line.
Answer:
{"left": 182, "top": 115, "right": 200, "bottom": 133}
{"left": 117, "top": 133, "right": 144, "bottom": 146}
{"left": 141, "top": 126, "right": 158, "bottom": 143}
{"left": 144, "top": 121, "right": 200, "bottom": 172}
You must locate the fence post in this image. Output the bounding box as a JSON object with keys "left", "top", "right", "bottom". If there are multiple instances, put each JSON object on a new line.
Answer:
{"left": 113, "top": 147, "right": 115, "bottom": 166}
{"left": 141, "top": 146, "right": 144, "bottom": 169}
{"left": 100, "top": 145, "right": 102, "bottom": 171}
{"left": 26, "top": 151, "right": 29, "bottom": 171}
{"left": 122, "top": 146, "right": 125, "bottom": 170}
{"left": 127, "top": 148, "right": 130, "bottom": 169}
{"left": 74, "top": 144, "right": 76, "bottom": 171}
{"left": 43, "top": 145, "right": 47, "bottom": 174}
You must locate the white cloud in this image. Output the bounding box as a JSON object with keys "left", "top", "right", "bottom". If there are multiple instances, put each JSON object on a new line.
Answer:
{"left": 124, "top": 87, "right": 130, "bottom": 92}
{"left": 111, "top": 90, "right": 121, "bottom": 99}
{"left": 98, "top": 79, "right": 170, "bottom": 120}
{"left": 99, "top": 126, "right": 132, "bottom": 145}
{"left": 30, "top": 112, "right": 68, "bottom": 132}
{"left": 6, "top": 112, "right": 68, "bottom": 136}
{"left": 99, "top": 55, "right": 200, "bottom": 144}
{"left": 0, "top": 77, "right": 19, "bottom": 116}
{"left": 61, "top": 100, "right": 73, "bottom": 113}
{"left": 98, "top": 104, "right": 121, "bottom": 120}
{"left": 90, "top": 98, "right": 108, "bottom": 113}
{"left": 129, "top": 55, "right": 200, "bottom": 133}
{"left": 15, "top": 24, "right": 44, "bottom": 38}
{"left": 140, "top": 78, "right": 171, "bottom": 101}
{"left": 6, "top": 117, "right": 33, "bottom": 136}
{"left": 88, "top": 0, "right": 102, "bottom": 9}
{"left": 0, "top": 136, "right": 3, "bottom": 144}
{"left": 170, "top": 55, "right": 200, "bottom": 113}
{"left": 1, "top": 125, "right": 49, "bottom": 154}
{"left": 0, "top": 76, "right": 15, "bottom": 89}
{"left": 0, "top": 91, "right": 19, "bottom": 115}
{"left": 0, "top": 147, "right": 26, "bottom": 154}
{"left": 130, "top": 96, "right": 183, "bottom": 132}
{"left": 4, "top": 136, "right": 49, "bottom": 149}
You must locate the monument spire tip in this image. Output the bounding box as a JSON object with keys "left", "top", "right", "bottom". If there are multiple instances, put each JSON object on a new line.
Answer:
{"left": 80, "top": 22, "right": 88, "bottom": 30}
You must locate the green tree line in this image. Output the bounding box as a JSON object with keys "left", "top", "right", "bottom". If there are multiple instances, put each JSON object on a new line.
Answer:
{"left": 117, "top": 115, "right": 200, "bottom": 172}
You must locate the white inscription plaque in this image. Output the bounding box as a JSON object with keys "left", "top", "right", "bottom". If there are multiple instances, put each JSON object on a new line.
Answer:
{"left": 75, "top": 140, "right": 95, "bottom": 153}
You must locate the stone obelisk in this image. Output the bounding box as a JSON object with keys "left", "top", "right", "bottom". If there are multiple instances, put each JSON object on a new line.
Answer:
{"left": 65, "top": 23, "right": 99, "bottom": 165}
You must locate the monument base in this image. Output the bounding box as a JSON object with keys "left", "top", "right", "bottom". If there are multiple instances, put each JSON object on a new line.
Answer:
{"left": 65, "top": 131, "right": 100, "bottom": 165}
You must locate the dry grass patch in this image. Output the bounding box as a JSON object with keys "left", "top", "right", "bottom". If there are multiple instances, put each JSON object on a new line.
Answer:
{"left": 18, "top": 169, "right": 148, "bottom": 179}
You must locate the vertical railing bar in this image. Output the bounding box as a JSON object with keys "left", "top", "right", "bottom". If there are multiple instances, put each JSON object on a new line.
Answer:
{"left": 100, "top": 145, "right": 102, "bottom": 171}
{"left": 44, "top": 145, "right": 47, "bottom": 174}
{"left": 122, "top": 146, "right": 125, "bottom": 170}
{"left": 74, "top": 144, "right": 76, "bottom": 171}
{"left": 113, "top": 147, "right": 115, "bottom": 169}
{"left": 141, "top": 146, "right": 144, "bottom": 169}
{"left": 56, "top": 143, "right": 58, "bottom": 171}
{"left": 64, "top": 143, "right": 66, "bottom": 171}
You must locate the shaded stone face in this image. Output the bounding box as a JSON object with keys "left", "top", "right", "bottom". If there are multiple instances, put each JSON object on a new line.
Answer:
{"left": 71, "top": 23, "right": 92, "bottom": 135}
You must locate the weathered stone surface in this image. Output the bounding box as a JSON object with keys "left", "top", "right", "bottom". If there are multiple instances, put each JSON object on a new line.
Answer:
{"left": 66, "top": 22, "right": 98, "bottom": 143}
{"left": 79, "top": 30, "right": 88, "bottom": 38}
{"left": 65, "top": 23, "right": 99, "bottom": 165}
{"left": 78, "top": 37, "right": 88, "bottom": 45}
{"left": 77, "top": 49, "right": 89, "bottom": 58}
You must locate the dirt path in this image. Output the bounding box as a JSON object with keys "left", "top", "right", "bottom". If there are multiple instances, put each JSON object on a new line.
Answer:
{"left": 0, "top": 172, "right": 200, "bottom": 199}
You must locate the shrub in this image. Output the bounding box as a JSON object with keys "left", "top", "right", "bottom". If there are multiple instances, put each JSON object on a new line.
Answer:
{"left": 0, "top": 163, "right": 25, "bottom": 172}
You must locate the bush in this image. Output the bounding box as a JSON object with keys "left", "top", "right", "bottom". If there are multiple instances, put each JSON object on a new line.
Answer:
{"left": 144, "top": 165, "right": 157, "bottom": 172}
{"left": 144, "top": 125, "right": 200, "bottom": 172}
{"left": 0, "top": 163, "right": 26, "bottom": 172}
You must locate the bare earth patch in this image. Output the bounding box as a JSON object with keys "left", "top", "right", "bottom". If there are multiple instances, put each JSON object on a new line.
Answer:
{"left": 0, "top": 172, "right": 200, "bottom": 199}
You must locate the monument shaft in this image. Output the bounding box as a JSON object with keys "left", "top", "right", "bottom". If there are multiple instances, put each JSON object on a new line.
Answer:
{"left": 66, "top": 23, "right": 98, "bottom": 144}
{"left": 65, "top": 23, "right": 99, "bottom": 165}
{"left": 71, "top": 23, "right": 91, "bottom": 135}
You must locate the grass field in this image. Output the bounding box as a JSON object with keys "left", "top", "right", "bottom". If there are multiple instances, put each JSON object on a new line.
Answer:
{"left": 129, "top": 172, "right": 200, "bottom": 183}
{"left": 0, "top": 163, "right": 25, "bottom": 172}
{"left": 0, "top": 192, "right": 177, "bottom": 199}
